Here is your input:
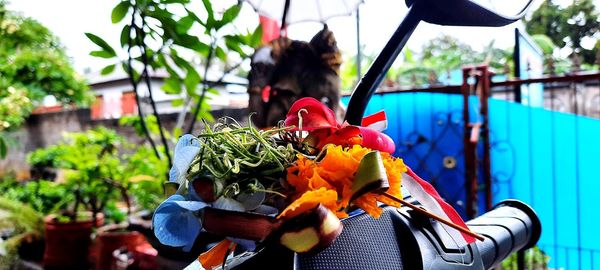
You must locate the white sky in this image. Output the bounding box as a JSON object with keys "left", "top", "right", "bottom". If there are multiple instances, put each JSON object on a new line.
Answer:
{"left": 7, "top": 0, "right": 579, "bottom": 74}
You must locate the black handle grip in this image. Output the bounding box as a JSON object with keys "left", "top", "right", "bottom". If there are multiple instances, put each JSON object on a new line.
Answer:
{"left": 467, "top": 200, "right": 542, "bottom": 269}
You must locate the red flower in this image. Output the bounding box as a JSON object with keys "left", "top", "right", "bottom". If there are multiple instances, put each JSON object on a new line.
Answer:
{"left": 285, "top": 97, "right": 339, "bottom": 131}
{"left": 285, "top": 98, "right": 396, "bottom": 154}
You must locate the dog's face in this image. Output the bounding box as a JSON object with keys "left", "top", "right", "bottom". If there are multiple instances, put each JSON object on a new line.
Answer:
{"left": 248, "top": 27, "right": 342, "bottom": 128}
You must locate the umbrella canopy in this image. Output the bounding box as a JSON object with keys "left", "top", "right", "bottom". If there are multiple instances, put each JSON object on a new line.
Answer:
{"left": 245, "top": 0, "right": 363, "bottom": 25}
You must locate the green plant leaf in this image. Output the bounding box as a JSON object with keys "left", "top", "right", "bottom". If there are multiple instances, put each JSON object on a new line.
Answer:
{"left": 531, "top": 34, "right": 556, "bottom": 55}
{"left": 174, "top": 34, "right": 209, "bottom": 55}
{"left": 111, "top": 1, "right": 130, "bottom": 24}
{"left": 85, "top": 33, "right": 116, "bottom": 57}
{"left": 224, "top": 35, "right": 245, "bottom": 56}
{"left": 185, "top": 8, "right": 204, "bottom": 26}
{"left": 250, "top": 25, "right": 263, "bottom": 47}
{"left": 215, "top": 46, "right": 227, "bottom": 61}
{"left": 122, "top": 63, "right": 140, "bottom": 82}
{"left": 160, "top": 0, "right": 189, "bottom": 3}
{"left": 215, "top": 4, "right": 241, "bottom": 30}
{"left": 120, "top": 25, "right": 130, "bottom": 48}
{"left": 170, "top": 50, "right": 192, "bottom": 70}
{"left": 184, "top": 68, "right": 201, "bottom": 93}
{"left": 201, "top": 0, "right": 215, "bottom": 29}
{"left": 0, "top": 137, "right": 7, "bottom": 158}
{"left": 176, "top": 15, "right": 195, "bottom": 34}
{"left": 162, "top": 78, "right": 182, "bottom": 94}
{"left": 100, "top": 64, "right": 116, "bottom": 75}
{"left": 207, "top": 87, "right": 219, "bottom": 95}
{"left": 171, "top": 98, "right": 184, "bottom": 107}
{"left": 199, "top": 107, "right": 214, "bottom": 122}
{"left": 90, "top": 50, "right": 116, "bottom": 59}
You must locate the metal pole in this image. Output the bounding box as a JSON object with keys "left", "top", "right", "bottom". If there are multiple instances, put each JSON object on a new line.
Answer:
{"left": 280, "top": 0, "right": 290, "bottom": 35}
{"left": 513, "top": 28, "right": 522, "bottom": 103}
{"left": 480, "top": 66, "right": 492, "bottom": 211}
{"left": 345, "top": 4, "right": 421, "bottom": 125}
{"left": 462, "top": 67, "right": 477, "bottom": 219}
{"left": 355, "top": 7, "right": 362, "bottom": 80}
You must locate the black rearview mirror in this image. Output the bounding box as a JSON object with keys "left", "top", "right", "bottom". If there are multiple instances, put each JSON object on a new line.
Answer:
{"left": 344, "top": 0, "right": 534, "bottom": 124}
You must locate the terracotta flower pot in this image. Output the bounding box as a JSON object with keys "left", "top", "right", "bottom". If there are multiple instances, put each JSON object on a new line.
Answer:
{"left": 43, "top": 213, "right": 103, "bottom": 269}
{"left": 95, "top": 226, "right": 146, "bottom": 270}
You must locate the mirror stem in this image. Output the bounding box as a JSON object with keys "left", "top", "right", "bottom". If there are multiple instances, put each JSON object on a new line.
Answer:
{"left": 345, "top": 4, "right": 422, "bottom": 124}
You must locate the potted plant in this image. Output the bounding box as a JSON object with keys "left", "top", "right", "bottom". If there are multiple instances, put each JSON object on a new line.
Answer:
{"left": 0, "top": 196, "right": 44, "bottom": 268}
{"left": 94, "top": 145, "right": 168, "bottom": 270}
{"left": 0, "top": 176, "right": 69, "bottom": 266}
{"left": 29, "top": 127, "right": 132, "bottom": 269}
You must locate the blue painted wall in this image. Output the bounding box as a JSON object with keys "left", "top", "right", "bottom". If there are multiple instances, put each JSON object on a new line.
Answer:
{"left": 343, "top": 92, "right": 600, "bottom": 269}
{"left": 489, "top": 98, "right": 600, "bottom": 269}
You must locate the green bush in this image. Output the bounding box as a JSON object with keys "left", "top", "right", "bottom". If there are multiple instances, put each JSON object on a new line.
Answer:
{"left": 3, "top": 180, "right": 69, "bottom": 215}
{"left": 501, "top": 246, "right": 550, "bottom": 270}
{"left": 25, "top": 127, "right": 167, "bottom": 223}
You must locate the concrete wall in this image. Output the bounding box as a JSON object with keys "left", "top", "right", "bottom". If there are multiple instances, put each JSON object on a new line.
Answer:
{"left": 0, "top": 108, "right": 248, "bottom": 179}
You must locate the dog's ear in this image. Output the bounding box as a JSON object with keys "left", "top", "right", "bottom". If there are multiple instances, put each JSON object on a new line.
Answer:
{"left": 309, "top": 24, "right": 342, "bottom": 73}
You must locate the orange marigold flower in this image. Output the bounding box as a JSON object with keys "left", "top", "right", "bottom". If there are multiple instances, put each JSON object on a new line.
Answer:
{"left": 284, "top": 144, "right": 407, "bottom": 219}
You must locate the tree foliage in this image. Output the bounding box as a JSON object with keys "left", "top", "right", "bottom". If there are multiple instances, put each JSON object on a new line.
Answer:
{"left": 0, "top": 1, "right": 90, "bottom": 157}
{"left": 26, "top": 127, "right": 168, "bottom": 222}
{"left": 526, "top": 0, "right": 600, "bottom": 64}
{"left": 87, "top": 0, "right": 261, "bottom": 166}
{"left": 0, "top": 2, "right": 90, "bottom": 105}
{"left": 341, "top": 35, "right": 513, "bottom": 90}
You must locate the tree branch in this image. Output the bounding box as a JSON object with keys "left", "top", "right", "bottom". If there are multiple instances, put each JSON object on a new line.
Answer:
{"left": 125, "top": 6, "right": 161, "bottom": 160}
{"left": 139, "top": 12, "right": 172, "bottom": 168}
{"left": 186, "top": 52, "right": 244, "bottom": 134}
{"left": 187, "top": 38, "right": 216, "bottom": 134}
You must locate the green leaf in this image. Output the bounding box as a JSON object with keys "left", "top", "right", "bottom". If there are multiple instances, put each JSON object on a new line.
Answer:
{"left": 206, "top": 87, "right": 219, "bottom": 95}
{"left": 404, "top": 48, "right": 414, "bottom": 64}
{"left": 160, "top": 0, "right": 188, "bottom": 3}
{"left": 100, "top": 64, "right": 116, "bottom": 75}
{"left": 171, "top": 98, "right": 184, "bottom": 107}
{"left": 161, "top": 78, "right": 181, "bottom": 94}
{"left": 90, "top": 50, "right": 116, "bottom": 59}
{"left": 85, "top": 33, "right": 116, "bottom": 57}
{"left": 199, "top": 107, "right": 214, "bottom": 122}
{"left": 111, "top": 1, "right": 130, "bottom": 24}
{"left": 172, "top": 127, "right": 182, "bottom": 139}
{"left": 176, "top": 15, "right": 195, "bottom": 34}
{"left": 122, "top": 63, "right": 140, "bottom": 82}
{"left": 159, "top": 54, "right": 180, "bottom": 79}
{"left": 170, "top": 50, "right": 192, "bottom": 70}
{"left": 184, "top": 68, "right": 201, "bottom": 93}
{"left": 215, "top": 4, "right": 241, "bottom": 30}
{"left": 224, "top": 35, "right": 245, "bottom": 56}
{"left": 185, "top": 9, "right": 204, "bottom": 26}
{"left": 120, "top": 25, "right": 130, "bottom": 48}
{"left": 174, "top": 34, "right": 209, "bottom": 55}
{"left": 215, "top": 46, "right": 227, "bottom": 61}
{"left": 201, "top": 0, "right": 215, "bottom": 29}
{"left": 0, "top": 137, "right": 7, "bottom": 158}
{"left": 531, "top": 34, "right": 556, "bottom": 55}
{"left": 250, "top": 25, "right": 263, "bottom": 47}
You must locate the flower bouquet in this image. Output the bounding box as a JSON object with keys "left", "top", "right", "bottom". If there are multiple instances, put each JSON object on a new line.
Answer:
{"left": 153, "top": 98, "right": 481, "bottom": 269}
